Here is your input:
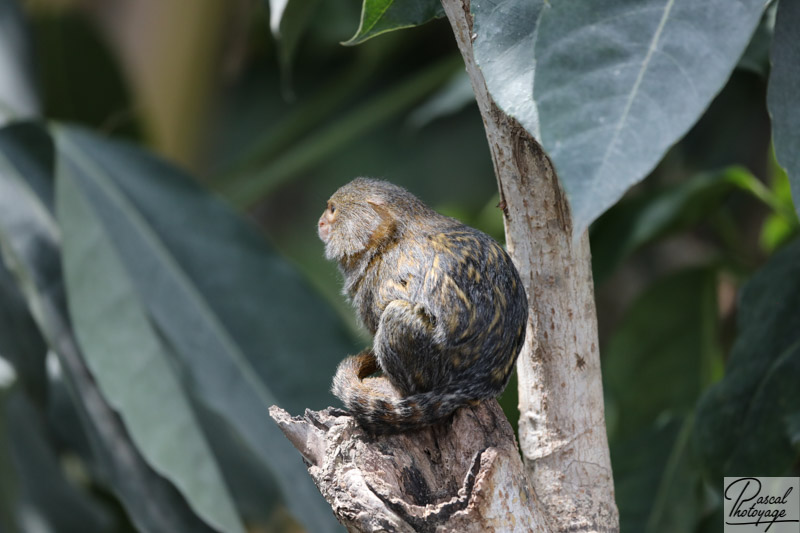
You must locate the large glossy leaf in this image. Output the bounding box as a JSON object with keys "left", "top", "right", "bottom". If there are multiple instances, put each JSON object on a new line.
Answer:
{"left": 604, "top": 268, "right": 720, "bottom": 438}
{"left": 472, "top": 0, "right": 544, "bottom": 136}
{"left": 58, "top": 165, "right": 244, "bottom": 533}
{"left": 768, "top": 0, "right": 800, "bottom": 218}
{"left": 694, "top": 237, "right": 800, "bottom": 478}
{"left": 54, "top": 125, "right": 351, "bottom": 533}
{"left": 345, "top": 0, "right": 443, "bottom": 45}
{"left": 0, "top": 122, "right": 222, "bottom": 533}
{"left": 0, "top": 0, "right": 39, "bottom": 125}
{"left": 472, "top": 0, "right": 765, "bottom": 234}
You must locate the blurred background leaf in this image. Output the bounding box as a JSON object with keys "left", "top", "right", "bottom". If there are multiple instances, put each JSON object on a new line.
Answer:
{"left": 694, "top": 236, "right": 800, "bottom": 479}
{"left": 0, "top": 123, "right": 237, "bottom": 533}
{"left": 57, "top": 142, "right": 245, "bottom": 533}
{"left": 612, "top": 416, "right": 704, "bottom": 533}
{"left": 604, "top": 268, "right": 720, "bottom": 440}
{"left": 602, "top": 265, "right": 723, "bottom": 531}
{"left": 591, "top": 166, "right": 798, "bottom": 284}
{"left": 759, "top": 152, "right": 799, "bottom": 252}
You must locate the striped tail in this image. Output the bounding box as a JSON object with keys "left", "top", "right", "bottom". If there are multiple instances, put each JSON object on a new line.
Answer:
{"left": 331, "top": 352, "right": 484, "bottom": 434}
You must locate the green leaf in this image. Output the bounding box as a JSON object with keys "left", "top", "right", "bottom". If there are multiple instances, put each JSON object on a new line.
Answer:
{"left": 604, "top": 268, "right": 720, "bottom": 438}
{"left": 53, "top": 124, "right": 349, "bottom": 533}
{"left": 768, "top": 0, "right": 800, "bottom": 219}
{"left": 761, "top": 213, "right": 797, "bottom": 253}
{"left": 58, "top": 158, "right": 244, "bottom": 533}
{"left": 472, "top": 0, "right": 544, "bottom": 137}
{"left": 0, "top": 122, "right": 226, "bottom": 533}
{"left": 694, "top": 237, "right": 800, "bottom": 478}
{"left": 760, "top": 155, "right": 799, "bottom": 253}
{"left": 345, "top": 0, "right": 444, "bottom": 45}
{"left": 472, "top": 0, "right": 766, "bottom": 235}
{"left": 591, "top": 167, "right": 780, "bottom": 283}
{"left": 0, "top": 0, "right": 39, "bottom": 124}
{"left": 612, "top": 416, "right": 704, "bottom": 533}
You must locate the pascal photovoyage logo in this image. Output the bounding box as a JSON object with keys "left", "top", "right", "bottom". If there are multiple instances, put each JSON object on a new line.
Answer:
{"left": 724, "top": 477, "right": 800, "bottom": 532}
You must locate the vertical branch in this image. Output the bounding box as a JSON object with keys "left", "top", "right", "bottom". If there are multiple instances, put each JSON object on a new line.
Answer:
{"left": 439, "top": 1, "right": 619, "bottom": 531}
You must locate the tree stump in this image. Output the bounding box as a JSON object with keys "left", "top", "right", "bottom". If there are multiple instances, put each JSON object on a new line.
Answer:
{"left": 269, "top": 400, "right": 550, "bottom": 532}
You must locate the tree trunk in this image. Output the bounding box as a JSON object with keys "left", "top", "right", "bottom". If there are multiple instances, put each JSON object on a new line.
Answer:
{"left": 271, "top": 1, "right": 619, "bottom": 531}
{"left": 438, "top": 1, "right": 619, "bottom": 531}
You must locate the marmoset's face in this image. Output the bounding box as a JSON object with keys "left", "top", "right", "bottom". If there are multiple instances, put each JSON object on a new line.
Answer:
{"left": 317, "top": 201, "right": 337, "bottom": 243}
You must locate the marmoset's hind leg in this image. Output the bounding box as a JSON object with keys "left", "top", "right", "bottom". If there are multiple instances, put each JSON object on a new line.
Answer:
{"left": 374, "top": 299, "right": 443, "bottom": 396}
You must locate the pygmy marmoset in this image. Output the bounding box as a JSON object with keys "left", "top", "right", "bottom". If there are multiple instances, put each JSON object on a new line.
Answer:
{"left": 318, "top": 178, "right": 528, "bottom": 433}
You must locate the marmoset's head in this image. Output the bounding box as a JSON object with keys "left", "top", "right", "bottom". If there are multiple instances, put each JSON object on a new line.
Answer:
{"left": 318, "top": 178, "right": 430, "bottom": 261}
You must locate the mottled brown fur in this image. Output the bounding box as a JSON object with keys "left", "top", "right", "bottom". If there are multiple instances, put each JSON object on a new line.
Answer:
{"left": 319, "top": 178, "right": 528, "bottom": 433}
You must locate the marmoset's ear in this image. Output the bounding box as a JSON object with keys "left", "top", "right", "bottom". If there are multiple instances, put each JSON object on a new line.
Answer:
{"left": 366, "top": 196, "right": 387, "bottom": 208}
{"left": 367, "top": 197, "right": 391, "bottom": 221}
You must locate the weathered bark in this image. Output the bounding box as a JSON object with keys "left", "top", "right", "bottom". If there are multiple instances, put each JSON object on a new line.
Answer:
{"left": 269, "top": 401, "right": 549, "bottom": 532}
{"left": 439, "top": 1, "right": 619, "bottom": 532}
